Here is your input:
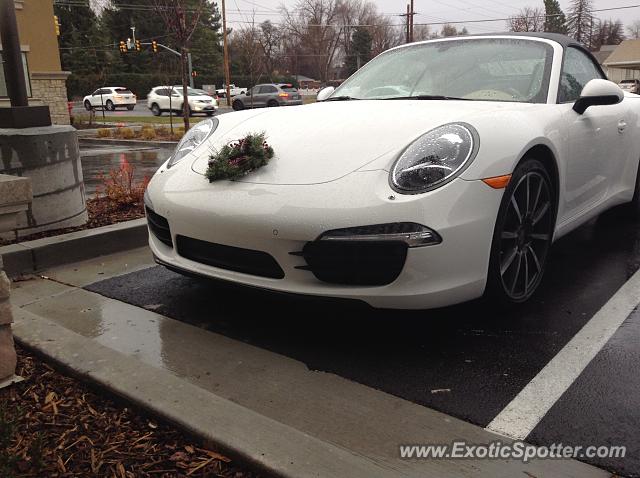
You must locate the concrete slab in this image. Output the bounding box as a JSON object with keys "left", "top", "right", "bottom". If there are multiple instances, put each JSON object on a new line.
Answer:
{"left": 43, "top": 246, "right": 154, "bottom": 287}
{"left": 12, "top": 254, "right": 608, "bottom": 478}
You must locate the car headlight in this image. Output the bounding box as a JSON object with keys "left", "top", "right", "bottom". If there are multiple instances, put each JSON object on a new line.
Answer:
{"left": 390, "top": 123, "right": 478, "bottom": 194}
{"left": 166, "top": 118, "right": 218, "bottom": 168}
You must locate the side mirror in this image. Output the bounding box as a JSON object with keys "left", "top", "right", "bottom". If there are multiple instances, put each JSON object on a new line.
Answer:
{"left": 573, "top": 79, "right": 624, "bottom": 114}
{"left": 317, "top": 86, "right": 335, "bottom": 102}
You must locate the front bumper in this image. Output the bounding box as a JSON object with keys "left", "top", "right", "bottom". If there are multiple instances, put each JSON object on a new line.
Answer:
{"left": 146, "top": 169, "right": 503, "bottom": 309}
{"left": 191, "top": 103, "right": 217, "bottom": 112}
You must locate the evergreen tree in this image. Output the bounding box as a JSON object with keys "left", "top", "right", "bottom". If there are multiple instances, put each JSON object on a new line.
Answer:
{"left": 55, "top": 3, "right": 107, "bottom": 76}
{"left": 345, "top": 27, "right": 372, "bottom": 76}
{"left": 189, "top": 1, "right": 223, "bottom": 77}
{"left": 543, "top": 0, "right": 567, "bottom": 34}
{"left": 567, "top": 0, "right": 593, "bottom": 44}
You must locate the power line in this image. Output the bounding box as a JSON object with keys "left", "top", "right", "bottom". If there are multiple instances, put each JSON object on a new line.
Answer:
{"left": 53, "top": 0, "right": 640, "bottom": 29}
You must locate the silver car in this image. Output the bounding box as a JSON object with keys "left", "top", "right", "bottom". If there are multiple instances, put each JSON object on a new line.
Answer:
{"left": 231, "top": 83, "right": 303, "bottom": 110}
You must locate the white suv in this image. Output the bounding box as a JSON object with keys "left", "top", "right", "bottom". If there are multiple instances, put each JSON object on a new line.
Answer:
{"left": 146, "top": 86, "right": 218, "bottom": 116}
{"left": 83, "top": 87, "right": 136, "bottom": 111}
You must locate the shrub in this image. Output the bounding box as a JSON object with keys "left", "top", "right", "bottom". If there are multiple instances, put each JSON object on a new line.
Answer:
{"left": 155, "top": 126, "right": 169, "bottom": 138}
{"left": 140, "top": 127, "right": 156, "bottom": 140}
{"left": 113, "top": 127, "right": 135, "bottom": 139}
{"left": 97, "top": 128, "right": 112, "bottom": 138}
{"left": 95, "top": 158, "right": 150, "bottom": 207}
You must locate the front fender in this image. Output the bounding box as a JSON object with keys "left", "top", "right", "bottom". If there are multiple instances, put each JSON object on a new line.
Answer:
{"left": 459, "top": 106, "right": 566, "bottom": 180}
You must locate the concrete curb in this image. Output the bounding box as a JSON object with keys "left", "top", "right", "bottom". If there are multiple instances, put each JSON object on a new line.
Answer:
{"left": 13, "top": 309, "right": 396, "bottom": 478}
{"left": 0, "top": 218, "right": 147, "bottom": 277}
{"left": 79, "top": 137, "right": 178, "bottom": 147}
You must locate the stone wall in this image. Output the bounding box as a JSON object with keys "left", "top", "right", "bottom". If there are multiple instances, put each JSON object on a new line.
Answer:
{"left": 30, "top": 76, "right": 70, "bottom": 125}
{"left": 0, "top": 258, "right": 16, "bottom": 381}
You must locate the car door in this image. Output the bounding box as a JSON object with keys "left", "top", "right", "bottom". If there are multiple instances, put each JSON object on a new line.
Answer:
{"left": 263, "top": 85, "right": 278, "bottom": 105}
{"left": 559, "top": 46, "right": 628, "bottom": 220}
{"left": 250, "top": 86, "right": 267, "bottom": 108}
{"left": 90, "top": 89, "right": 103, "bottom": 107}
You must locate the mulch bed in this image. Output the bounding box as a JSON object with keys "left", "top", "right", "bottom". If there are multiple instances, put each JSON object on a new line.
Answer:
{"left": 0, "top": 198, "right": 145, "bottom": 246}
{"left": 0, "top": 345, "right": 262, "bottom": 477}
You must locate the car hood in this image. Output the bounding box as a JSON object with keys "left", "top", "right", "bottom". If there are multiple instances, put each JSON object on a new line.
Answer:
{"left": 191, "top": 100, "right": 541, "bottom": 185}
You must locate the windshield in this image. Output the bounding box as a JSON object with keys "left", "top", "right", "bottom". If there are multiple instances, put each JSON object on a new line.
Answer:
{"left": 114, "top": 88, "right": 132, "bottom": 94}
{"left": 171, "top": 87, "right": 204, "bottom": 96}
{"left": 332, "top": 38, "right": 554, "bottom": 103}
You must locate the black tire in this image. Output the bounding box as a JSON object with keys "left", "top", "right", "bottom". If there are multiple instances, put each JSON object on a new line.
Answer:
{"left": 126, "top": 105, "right": 135, "bottom": 111}
{"left": 486, "top": 158, "right": 556, "bottom": 304}
{"left": 84, "top": 100, "right": 92, "bottom": 111}
{"left": 267, "top": 99, "right": 279, "bottom": 107}
{"left": 151, "top": 103, "right": 162, "bottom": 116}
{"left": 105, "top": 100, "right": 115, "bottom": 111}
{"left": 232, "top": 100, "right": 244, "bottom": 111}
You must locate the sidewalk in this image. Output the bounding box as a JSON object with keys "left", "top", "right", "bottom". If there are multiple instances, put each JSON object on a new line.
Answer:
{"left": 9, "top": 247, "right": 609, "bottom": 478}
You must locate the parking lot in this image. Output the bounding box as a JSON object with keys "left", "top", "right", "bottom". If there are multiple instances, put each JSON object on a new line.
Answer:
{"left": 59, "top": 204, "right": 639, "bottom": 476}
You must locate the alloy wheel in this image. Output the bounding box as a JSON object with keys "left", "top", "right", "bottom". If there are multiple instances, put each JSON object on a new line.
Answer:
{"left": 498, "top": 170, "right": 553, "bottom": 301}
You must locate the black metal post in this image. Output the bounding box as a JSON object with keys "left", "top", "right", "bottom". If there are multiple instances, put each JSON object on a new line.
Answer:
{"left": 0, "top": 0, "right": 28, "bottom": 106}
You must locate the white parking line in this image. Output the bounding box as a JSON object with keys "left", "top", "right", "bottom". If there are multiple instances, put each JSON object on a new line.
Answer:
{"left": 486, "top": 268, "right": 640, "bottom": 440}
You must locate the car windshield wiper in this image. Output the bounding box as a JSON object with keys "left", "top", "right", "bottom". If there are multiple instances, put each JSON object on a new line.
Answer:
{"left": 324, "top": 96, "right": 360, "bottom": 102}
{"left": 382, "top": 95, "right": 471, "bottom": 101}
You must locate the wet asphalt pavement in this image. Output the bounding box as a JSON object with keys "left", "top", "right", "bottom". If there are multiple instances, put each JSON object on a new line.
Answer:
{"left": 85, "top": 205, "right": 640, "bottom": 476}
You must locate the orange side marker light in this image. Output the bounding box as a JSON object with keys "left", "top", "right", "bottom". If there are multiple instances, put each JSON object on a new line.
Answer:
{"left": 482, "top": 174, "right": 512, "bottom": 189}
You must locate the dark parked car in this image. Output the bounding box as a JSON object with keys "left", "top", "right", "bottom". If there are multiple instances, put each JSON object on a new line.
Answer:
{"left": 232, "top": 83, "right": 303, "bottom": 110}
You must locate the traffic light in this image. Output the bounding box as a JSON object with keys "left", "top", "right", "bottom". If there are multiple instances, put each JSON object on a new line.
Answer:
{"left": 135, "top": 39, "right": 141, "bottom": 52}
{"left": 119, "top": 40, "right": 127, "bottom": 53}
{"left": 53, "top": 15, "right": 60, "bottom": 36}
{"left": 191, "top": 70, "right": 198, "bottom": 77}
{"left": 152, "top": 40, "right": 158, "bottom": 53}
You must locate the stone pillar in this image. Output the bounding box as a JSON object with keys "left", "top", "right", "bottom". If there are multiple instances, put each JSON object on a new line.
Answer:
{"left": 0, "top": 257, "right": 16, "bottom": 381}
{"left": 0, "top": 173, "right": 31, "bottom": 383}
{"left": 0, "top": 126, "right": 87, "bottom": 240}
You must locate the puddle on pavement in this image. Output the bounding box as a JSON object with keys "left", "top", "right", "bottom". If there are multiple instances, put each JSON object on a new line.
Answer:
{"left": 80, "top": 145, "right": 173, "bottom": 197}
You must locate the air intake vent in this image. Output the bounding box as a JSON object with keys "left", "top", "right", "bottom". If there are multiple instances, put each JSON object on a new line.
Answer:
{"left": 295, "top": 240, "right": 407, "bottom": 285}
{"left": 176, "top": 236, "right": 285, "bottom": 279}
{"left": 145, "top": 206, "right": 173, "bottom": 247}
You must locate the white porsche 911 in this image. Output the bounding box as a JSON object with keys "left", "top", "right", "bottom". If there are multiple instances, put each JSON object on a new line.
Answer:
{"left": 144, "top": 33, "right": 640, "bottom": 309}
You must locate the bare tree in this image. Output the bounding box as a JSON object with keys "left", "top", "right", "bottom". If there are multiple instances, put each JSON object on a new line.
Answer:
{"left": 230, "top": 15, "right": 264, "bottom": 104}
{"left": 153, "top": 0, "right": 206, "bottom": 130}
{"left": 508, "top": 7, "right": 544, "bottom": 32}
{"left": 412, "top": 24, "right": 431, "bottom": 42}
{"left": 627, "top": 20, "right": 640, "bottom": 39}
{"left": 258, "top": 20, "right": 281, "bottom": 80}
{"left": 281, "top": 0, "right": 344, "bottom": 81}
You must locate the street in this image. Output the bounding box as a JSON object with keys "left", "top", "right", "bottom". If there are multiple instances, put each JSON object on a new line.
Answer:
{"left": 71, "top": 100, "right": 233, "bottom": 118}
{"left": 78, "top": 205, "right": 640, "bottom": 477}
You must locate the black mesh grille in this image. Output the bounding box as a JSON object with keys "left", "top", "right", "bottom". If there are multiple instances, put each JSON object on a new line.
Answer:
{"left": 176, "top": 236, "right": 285, "bottom": 279}
{"left": 146, "top": 206, "right": 173, "bottom": 247}
{"left": 296, "top": 240, "right": 407, "bottom": 286}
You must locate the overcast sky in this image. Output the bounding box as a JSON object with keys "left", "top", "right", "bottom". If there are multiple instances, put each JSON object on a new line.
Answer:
{"left": 224, "top": 0, "right": 640, "bottom": 35}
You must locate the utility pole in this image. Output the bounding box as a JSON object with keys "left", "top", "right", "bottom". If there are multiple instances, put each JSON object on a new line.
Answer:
{"left": 409, "top": 0, "right": 414, "bottom": 43}
{"left": 221, "top": 0, "right": 231, "bottom": 106}
{"left": 404, "top": 4, "right": 410, "bottom": 43}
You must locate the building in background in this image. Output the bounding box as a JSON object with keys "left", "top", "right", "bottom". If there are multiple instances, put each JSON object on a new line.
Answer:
{"left": 602, "top": 40, "right": 640, "bottom": 84}
{"left": 0, "top": 0, "right": 70, "bottom": 124}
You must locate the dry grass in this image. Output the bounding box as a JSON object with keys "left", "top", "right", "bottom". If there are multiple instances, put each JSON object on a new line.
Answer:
{"left": 97, "top": 128, "right": 112, "bottom": 138}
